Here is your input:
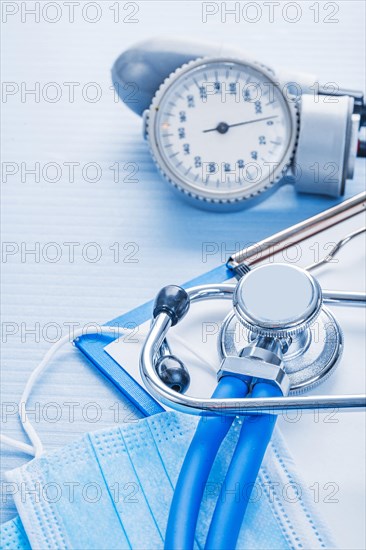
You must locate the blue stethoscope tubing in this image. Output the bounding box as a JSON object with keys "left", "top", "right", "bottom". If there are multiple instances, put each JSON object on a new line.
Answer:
{"left": 164, "top": 376, "right": 249, "bottom": 550}
{"left": 164, "top": 378, "right": 281, "bottom": 550}
{"left": 205, "top": 383, "right": 281, "bottom": 549}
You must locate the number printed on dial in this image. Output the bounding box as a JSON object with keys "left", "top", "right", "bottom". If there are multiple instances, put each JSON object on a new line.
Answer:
{"left": 152, "top": 60, "right": 295, "bottom": 200}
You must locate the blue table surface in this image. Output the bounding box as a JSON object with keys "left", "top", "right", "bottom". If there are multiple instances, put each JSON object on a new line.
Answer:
{"left": 1, "top": 0, "right": 365, "bottom": 524}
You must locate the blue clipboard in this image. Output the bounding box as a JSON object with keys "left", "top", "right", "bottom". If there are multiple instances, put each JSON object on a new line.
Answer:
{"left": 75, "top": 264, "right": 231, "bottom": 418}
{"left": 75, "top": 190, "right": 365, "bottom": 419}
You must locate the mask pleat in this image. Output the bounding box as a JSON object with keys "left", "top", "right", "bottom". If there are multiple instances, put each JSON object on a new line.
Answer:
{"left": 120, "top": 416, "right": 174, "bottom": 540}
{"left": 89, "top": 425, "right": 163, "bottom": 549}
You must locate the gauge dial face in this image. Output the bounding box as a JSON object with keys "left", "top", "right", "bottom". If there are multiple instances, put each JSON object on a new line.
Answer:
{"left": 149, "top": 59, "right": 296, "bottom": 202}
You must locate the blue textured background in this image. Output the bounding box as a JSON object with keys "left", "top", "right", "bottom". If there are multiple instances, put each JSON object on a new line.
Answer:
{"left": 1, "top": 0, "right": 365, "bottom": 526}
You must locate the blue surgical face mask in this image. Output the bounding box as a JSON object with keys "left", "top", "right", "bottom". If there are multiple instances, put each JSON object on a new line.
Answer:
{"left": 1, "top": 410, "right": 335, "bottom": 550}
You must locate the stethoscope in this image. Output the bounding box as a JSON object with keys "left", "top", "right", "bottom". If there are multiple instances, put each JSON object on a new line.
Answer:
{"left": 139, "top": 195, "right": 366, "bottom": 550}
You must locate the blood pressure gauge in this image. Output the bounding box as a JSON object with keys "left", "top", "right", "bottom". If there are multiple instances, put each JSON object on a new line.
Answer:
{"left": 142, "top": 56, "right": 361, "bottom": 210}
{"left": 144, "top": 58, "right": 298, "bottom": 207}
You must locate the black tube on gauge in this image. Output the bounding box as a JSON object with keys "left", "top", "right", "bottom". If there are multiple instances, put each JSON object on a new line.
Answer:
{"left": 358, "top": 139, "right": 366, "bottom": 158}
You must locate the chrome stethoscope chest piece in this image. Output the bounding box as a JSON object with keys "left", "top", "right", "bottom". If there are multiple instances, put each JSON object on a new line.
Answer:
{"left": 233, "top": 264, "right": 322, "bottom": 337}
{"left": 220, "top": 264, "right": 343, "bottom": 394}
{"left": 140, "top": 197, "right": 365, "bottom": 415}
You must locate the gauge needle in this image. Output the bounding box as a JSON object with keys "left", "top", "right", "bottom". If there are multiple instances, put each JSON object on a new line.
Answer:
{"left": 202, "top": 116, "right": 278, "bottom": 134}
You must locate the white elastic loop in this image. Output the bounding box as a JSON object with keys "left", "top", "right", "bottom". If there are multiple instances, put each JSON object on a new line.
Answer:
{"left": 0, "top": 326, "right": 126, "bottom": 458}
{"left": 1, "top": 323, "right": 218, "bottom": 458}
{"left": 0, "top": 434, "right": 36, "bottom": 456}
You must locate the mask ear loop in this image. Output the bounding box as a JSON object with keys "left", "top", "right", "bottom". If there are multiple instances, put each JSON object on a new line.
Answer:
{"left": 1, "top": 326, "right": 128, "bottom": 458}
{"left": 1, "top": 324, "right": 217, "bottom": 458}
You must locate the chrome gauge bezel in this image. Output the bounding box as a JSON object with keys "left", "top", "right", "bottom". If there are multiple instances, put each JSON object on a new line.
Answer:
{"left": 146, "top": 56, "right": 299, "bottom": 205}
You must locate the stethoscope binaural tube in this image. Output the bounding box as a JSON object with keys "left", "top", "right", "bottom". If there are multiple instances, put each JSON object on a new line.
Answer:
{"left": 165, "top": 377, "right": 282, "bottom": 550}
{"left": 205, "top": 382, "right": 282, "bottom": 550}
{"left": 165, "top": 376, "right": 250, "bottom": 550}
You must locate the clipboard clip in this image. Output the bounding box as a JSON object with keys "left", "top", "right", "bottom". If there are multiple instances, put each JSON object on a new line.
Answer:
{"left": 227, "top": 191, "right": 366, "bottom": 278}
